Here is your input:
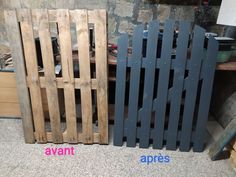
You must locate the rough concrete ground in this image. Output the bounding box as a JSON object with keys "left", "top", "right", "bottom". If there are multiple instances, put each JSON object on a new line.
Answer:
{"left": 0, "top": 118, "right": 235, "bottom": 177}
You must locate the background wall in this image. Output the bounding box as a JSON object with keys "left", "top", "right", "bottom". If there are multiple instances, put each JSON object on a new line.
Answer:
{"left": 0, "top": 0, "right": 223, "bottom": 46}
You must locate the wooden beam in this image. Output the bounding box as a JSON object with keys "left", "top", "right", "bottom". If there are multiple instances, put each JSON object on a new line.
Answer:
{"left": 4, "top": 10, "right": 35, "bottom": 143}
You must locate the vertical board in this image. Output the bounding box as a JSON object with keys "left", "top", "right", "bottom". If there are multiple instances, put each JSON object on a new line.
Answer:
{"left": 113, "top": 34, "right": 129, "bottom": 146}
{"left": 179, "top": 26, "right": 205, "bottom": 151}
{"left": 75, "top": 10, "right": 93, "bottom": 144}
{"left": 57, "top": 9, "right": 77, "bottom": 143}
{"left": 153, "top": 20, "right": 175, "bottom": 149}
{"left": 35, "top": 9, "right": 63, "bottom": 143}
{"left": 94, "top": 10, "right": 109, "bottom": 144}
{"left": 166, "top": 21, "right": 190, "bottom": 150}
{"left": 126, "top": 25, "right": 144, "bottom": 147}
{"left": 193, "top": 36, "right": 218, "bottom": 152}
{"left": 4, "top": 10, "right": 35, "bottom": 143}
{"left": 139, "top": 21, "right": 159, "bottom": 148}
{"left": 19, "top": 9, "right": 47, "bottom": 143}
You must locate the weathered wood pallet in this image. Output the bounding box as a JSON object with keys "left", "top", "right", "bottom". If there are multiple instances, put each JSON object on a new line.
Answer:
{"left": 114, "top": 20, "right": 218, "bottom": 152}
{"left": 4, "top": 9, "right": 108, "bottom": 144}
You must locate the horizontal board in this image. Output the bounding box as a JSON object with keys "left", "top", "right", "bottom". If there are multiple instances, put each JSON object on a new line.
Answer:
{"left": 0, "top": 87, "right": 19, "bottom": 103}
{"left": 45, "top": 132, "right": 101, "bottom": 143}
{"left": 0, "top": 72, "right": 17, "bottom": 88}
{"left": 0, "top": 102, "right": 21, "bottom": 117}
{"left": 27, "top": 77, "right": 98, "bottom": 89}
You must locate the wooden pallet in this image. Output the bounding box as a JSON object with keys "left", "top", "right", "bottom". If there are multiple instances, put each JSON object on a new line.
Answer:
{"left": 114, "top": 20, "right": 218, "bottom": 152}
{"left": 4, "top": 9, "right": 108, "bottom": 144}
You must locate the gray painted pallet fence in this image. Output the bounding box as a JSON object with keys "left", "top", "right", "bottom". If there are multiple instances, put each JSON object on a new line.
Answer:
{"left": 114, "top": 20, "right": 218, "bottom": 152}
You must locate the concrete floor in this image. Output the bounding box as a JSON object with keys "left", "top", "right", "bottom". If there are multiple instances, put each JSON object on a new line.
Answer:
{"left": 0, "top": 118, "right": 235, "bottom": 177}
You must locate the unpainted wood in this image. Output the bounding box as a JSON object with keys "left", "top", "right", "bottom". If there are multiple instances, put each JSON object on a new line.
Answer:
{"left": 57, "top": 9, "right": 77, "bottom": 143}
{"left": 20, "top": 9, "right": 47, "bottom": 143}
{"left": 35, "top": 9, "right": 63, "bottom": 143}
{"left": 28, "top": 77, "right": 98, "bottom": 89}
{"left": 0, "top": 102, "right": 21, "bottom": 117}
{"left": 4, "top": 10, "right": 35, "bottom": 143}
{"left": 75, "top": 10, "right": 93, "bottom": 144}
{"left": 93, "top": 10, "right": 109, "bottom": 144}
{"left": 0, "top": 72, "right": 17, "bottom": 88}
{"left": 0, "top": 87, "right": 19, "bottom": 103}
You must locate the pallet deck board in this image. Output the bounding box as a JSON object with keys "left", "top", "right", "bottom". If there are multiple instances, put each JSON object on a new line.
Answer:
{"left": 75, "top": 10, "right": 93, "bottom": 144}
{"left": 20, "top": 9, "right": 47, "bottom": 143}
{"left": 4, "top": 10, "right": 35, "bottom": 143}
{"left": 57, "top": 9, "right": 77, "bottom": 143}
{"left": 93, "top": 10, "right": 109, "bottom": 144}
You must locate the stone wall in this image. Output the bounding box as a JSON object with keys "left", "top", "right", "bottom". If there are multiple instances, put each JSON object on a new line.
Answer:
{"left": 0, "top": 0, "right": 222, "bottom": 46}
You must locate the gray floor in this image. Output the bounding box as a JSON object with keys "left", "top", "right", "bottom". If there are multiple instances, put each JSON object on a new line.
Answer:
{"left": 0, "top": 118, "right": 235, "bottom": 177}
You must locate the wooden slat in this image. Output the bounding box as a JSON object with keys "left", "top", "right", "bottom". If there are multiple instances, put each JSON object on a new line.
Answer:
{"left": 45, "top": 132, "right": 100, "bottom": 143}
{"left": 57, "top": 9, "right": 77, "bottom": 143}
{"left": 93, "top": 10, "right": 108, "bottom": 144}
{"left": 20, "top": 9, "right": 47, "bottom": 143}
{"left": 179, "top": 25, "right": 205, "bottom": 151}
{"left": 28, "top": 77, "right": 98, "bottom": 89}
{"left": 113, "top": 34, "right": 129, "bottom": 146}
{"left": 153, "top": 20, "right": 175, "bottom": 149}
{"left": 193, "top": 36, "right": 218, "bottom": 152}
{"left": 166, "top": 21, "right": 190, "bottom": 150}
{"left": 126, "top": 24, "right": 144, "bottom": 147}
{"left": 35, "top": 9, "right": 63, "bottom": 143}
{"left": 0, "top": 72, "right": 17, "bottom": 88}
{"left": 4, "top": 10, "right": 35, "bottom": 143}
{"left": 0, "top": 102, "right": 21, "bottom": 117}
{"left": 75, "top": 10, "right": 93, "bottom": 144}
{"left": 139, "top": 21, "right": 159, "bottom": 148}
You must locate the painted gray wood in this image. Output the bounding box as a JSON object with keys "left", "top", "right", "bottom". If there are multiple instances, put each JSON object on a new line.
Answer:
{"left": 126, "top": 25, "right": 144, "bottom": 147}
{"left": 114, "top": 20, "right": 218, "bottom": 152}
{"left": 114, "top": 34, "right": 129, "bottom": 146}
{"left": 166, "top": 21, "right": 190, "bottom": 150}
{"left": 139, "top": 21, "right": 159, "bottom": 148}
{"left": 179, "top": 26, "right": 205, "bottom": 151}
{"left": 153, "top": 20, "right": 175, "bottom": 149}
{"left": 193, "top": 36, "right": 218, "bottom": 152}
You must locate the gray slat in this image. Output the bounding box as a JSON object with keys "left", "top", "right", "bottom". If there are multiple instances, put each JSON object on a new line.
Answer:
{"left": 114, "top": 34, "right": 129, "bottom": 146}
{"left": 126, "top": 25, "right": 144, "bottom": 147}
{"left": 179, "top": 25, "right": 205, "bottom": 151}
{"left": 139, "top": 21, "right": 159, "bottom": 148}
{"left": 153, "top": 20, "right": 175, "bottom": 149}
{"left": 193, "top": 36, "right": 218, "bottom": 152}
{"left": 166, "top": 21, "right": 190, "bottom": 150}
